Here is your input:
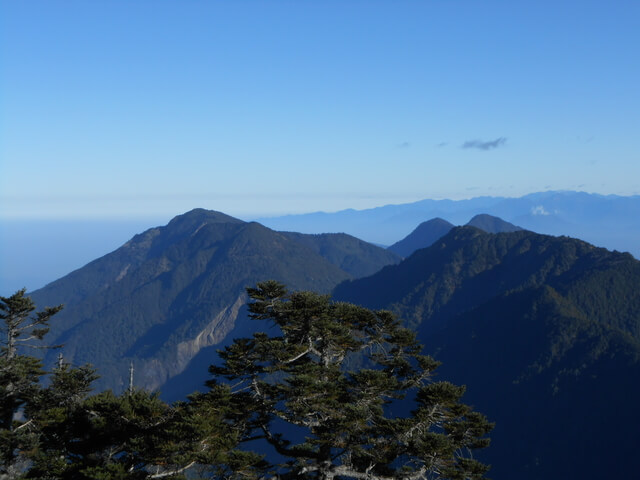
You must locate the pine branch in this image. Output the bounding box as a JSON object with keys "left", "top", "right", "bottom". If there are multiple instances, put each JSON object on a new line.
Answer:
{"left": 149, "top": 460, "right": 197, "bottom": 478}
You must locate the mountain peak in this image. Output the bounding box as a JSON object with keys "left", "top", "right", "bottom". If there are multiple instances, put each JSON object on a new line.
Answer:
{"left": 465, "top": 214, "right": 522, "bottom": 233}
{"left": 388, "top": 217, "right": 455, "bottom": 258}
{"left": 168, "top": 208, "right": 245, "bottom": 227}
{"left": 155, "top": 209, "right": 246, "bottom": 241}
{"left": 30, "top": 208, "right": 400, "bottom": 395}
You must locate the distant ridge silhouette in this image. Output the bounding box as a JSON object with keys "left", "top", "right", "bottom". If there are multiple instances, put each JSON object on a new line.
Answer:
{"left": 388, "top": 217, "right": 454, "bottom": 257}
{"left": 256, "top": 191, "right": 640, "bottom": 259}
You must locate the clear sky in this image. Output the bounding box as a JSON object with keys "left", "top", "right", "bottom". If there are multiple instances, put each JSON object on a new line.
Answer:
{"left": 1, "top": 0, "right": 639, "bottom": 219}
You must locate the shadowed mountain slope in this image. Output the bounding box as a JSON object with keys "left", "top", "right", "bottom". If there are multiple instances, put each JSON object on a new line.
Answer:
{"left": 423, "top": 285, "right": 640, "bottom": 480}
{"left": 333, "top": 227, "right": 640, "bottom": 480}
{"left": 30, "top": 209, "right": 397, "bottom": 393}
{"left": 280, "top": 231, "right": 400, "bottom": 278}
{"left": 335, "top": 227, "right": 640, "bottom": 338}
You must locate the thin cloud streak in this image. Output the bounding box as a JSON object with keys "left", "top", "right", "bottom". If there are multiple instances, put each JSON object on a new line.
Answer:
{"left": 462, "top": 137, "right": 507, "bottom": 151}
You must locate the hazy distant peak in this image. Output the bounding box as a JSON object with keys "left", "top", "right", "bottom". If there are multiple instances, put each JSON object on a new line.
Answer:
{"left": 465, "top": 214, "right": 522, "bottom": 233}
{"left": 422, "top": 217, "right": 453, "bottom": 226}
{"left": 388, "top": 217, "right": 455, "bottom": 258}
{"left": 441, "top": 224, "right": 490, "bottom": 242}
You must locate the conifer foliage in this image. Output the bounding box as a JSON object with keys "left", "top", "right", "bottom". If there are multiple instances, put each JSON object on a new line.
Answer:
{"left": 1, "top": 289, "right": 63, "bottom": 476}
{"left": 209, "top": 281, "right": 493, "bottom": 480}
{"left": 0, "top": 289, "right": 243, "bottom": 479}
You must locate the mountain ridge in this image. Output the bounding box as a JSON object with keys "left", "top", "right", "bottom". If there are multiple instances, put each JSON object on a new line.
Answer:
{"left": 4, "top": 191, "right": 638, "bottom": 294}
{"left": 335, "top": 226, "right": 640, "bottom": 336}
{"left": 29, "top": 209, "right": 398, "bottom": 392}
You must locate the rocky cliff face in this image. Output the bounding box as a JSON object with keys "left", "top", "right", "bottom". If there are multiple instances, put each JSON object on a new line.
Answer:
{"left": 135, "top": 293, "right": 246, "bottom": 391}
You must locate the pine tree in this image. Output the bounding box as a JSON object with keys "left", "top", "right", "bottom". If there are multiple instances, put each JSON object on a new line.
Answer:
{"left": 2, "top": 289, "right": 241, "bottom": 479}
{"left": 24, "top": 370, "right": 244, "bottom": 479}
{"left": 209, "top": 281, "right": 493, "bottom": 480}
{"left": 24, "top": 361, "right": 100, "bottom": 478}
{"left": 0, "top": 288, "right": 63, "bottom": 476}
{"left": 29, "top": 388, "right": 199, "bottom": 479}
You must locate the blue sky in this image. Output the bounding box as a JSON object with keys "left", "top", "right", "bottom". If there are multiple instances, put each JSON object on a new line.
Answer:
{"left": 1, "top": 0, "right": 639, "bottom": 219}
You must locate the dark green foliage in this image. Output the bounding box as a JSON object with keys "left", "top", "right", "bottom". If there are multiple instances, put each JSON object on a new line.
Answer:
{"left": 209, "top": 281, "right": 493, "bottom": 480}
{"left": 26, "top": 387, "right": 244, "bottom": 479}
{"left": 0, "top": 351, "right": 43, "bottom": 476}
{"left": 0, "top": 288, "right": 63, "bottom": 361}
{"left": 0, "top": 289, "right": 63, "bottom": 476}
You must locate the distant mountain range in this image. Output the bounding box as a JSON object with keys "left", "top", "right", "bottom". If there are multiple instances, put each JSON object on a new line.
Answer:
{"left": 30, "top": 209, "right": 399, "bottom": 393}
{"left": 334, "top": 226, "right": 640, "bottom": 480}
{"left": 2, "top": 191, "right": 638, "bottom": 294}
{"left": 257, "top": 191, "right": 640, "bottom": 259}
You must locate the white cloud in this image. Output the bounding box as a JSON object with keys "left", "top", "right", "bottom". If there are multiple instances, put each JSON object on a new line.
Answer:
{"left": 531, "top": 205, "right": 550, "bottom": 216}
